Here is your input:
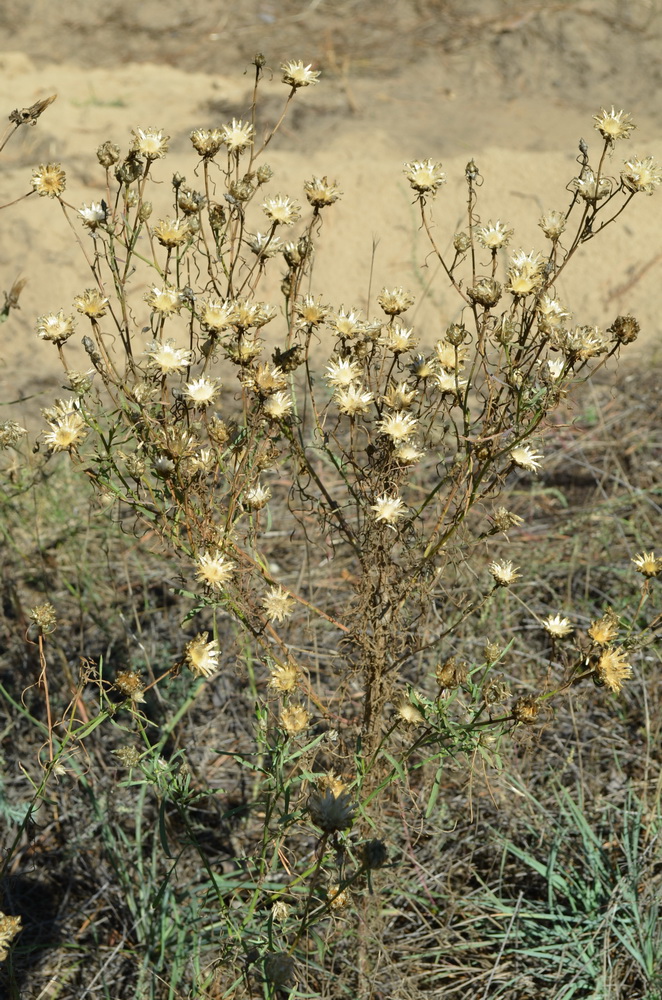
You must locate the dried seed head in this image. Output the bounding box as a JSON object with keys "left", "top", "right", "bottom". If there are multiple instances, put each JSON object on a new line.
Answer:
{"left": 153, "top": 217, "right": 191, "bottom": 248}
{"left": 491, "top": 507, "right": 524, "bottom": 533}
{"left": 221, "top": 118, "right": 254, "bottom": 152}
{"left": 570, "top": 166, "right": 611, "bottom": 202}
{"left": 609, "top": 314, "right": 640, "bottom": 345}
{"left": 435, "top": 656, "right": 467, "bottom": 689}
{"left": 131, "top": 127, "right": 169, "bottom": 160}
{"left": 43, "top": 412, "right": 87, "bottom": 451}
{"left": 280, "top": 703, "right": 311, "bottom": 735}
{"left": 97, "top": 140, "right": 120, "bottom": 167}
{"left": 328, "top": 884, "right": 350, "bottom": 910}
{"left": 361, "top": 839, "right": 388, "bottom": 870}
{"left": 114, "top": 670, "right": 146, "bottom": 703}
{"left": 190, "top": 127, "right": 223, "bottom": 158}
{"left": 467, "top": 277, "right": 502, "bottom": 308}
{"left": 262, "top": 193, "right": 300, "bottom": 226}
{"left": 453, "top": 231, "right": 471, "bottom": 253}
{"left": 370, "top": 493, "right": 407, "bottom": 524}
{"left": 0, "top": 911, "right": 22, "bottom": 962}
{"left": 264, "top": 951, "right": 296, "bottom": 987}
{"left": 512, "top": 696, "right": 540, "bottom": 725}
{"left": 112, "top": 746, "right": 141, "bottom": 767}
{"left": 0, "top": 420, "right": 27, "bottom": 448}
{"left": 308, "top": 789, "right": 356, "bottom": 832}
{"left": 29, "top": 602, "right": 57, "bottom": 634}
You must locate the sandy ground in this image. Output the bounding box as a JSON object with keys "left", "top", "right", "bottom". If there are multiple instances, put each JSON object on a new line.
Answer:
{"left": 0, "top": 0, "right": 661, "bottom": 428}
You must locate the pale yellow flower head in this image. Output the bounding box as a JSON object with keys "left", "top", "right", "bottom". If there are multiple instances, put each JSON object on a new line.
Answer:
{"left": 281, "top": 60, "right": 320, "bottom": 88}
{"left": 31, "top": 162, "right": 66, "bottom": 198}
{"left": 185, "top": 632, "right": 220, "bottom": 677}
{"left": 593, "top": 106, "right": 635, "bottom": 143}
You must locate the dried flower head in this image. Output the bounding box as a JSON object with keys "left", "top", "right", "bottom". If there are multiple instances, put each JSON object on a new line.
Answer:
{"left": 263, "top": 586, "right": 296, "bottom": 622}
{"left": 153, "top": 217, "right": 191, "bottom": 248}
{"left": 264, "top": 952, "right": 296, "bottom": 988}
{"left": 184, "top": 377, "right": 220, "bottom": 407}
{"left": 594, "top": 648, "right": 632, "bottom": 693}
{"left": 44, "top": 412, "right": 87, "bottom": 451}
{"left": 335, "top": 385, "right": 374, "bottom": 416}
{"left": 244, "top": 483, "right": 271, "bottom": 511}
{"left": 220, "top": 118, "right": 254, "bottom": 152}
{"left": 434, "top": 370, "right": 468, "bottom": 395}
{"left": 512, "top": 696, "right": 540, "bottom": 725}
{"left": 281, "top": 60, "right": 320, "bottom": 88}
{"left": 380, "top": 325, "right": 418, "bottom": 354}
{"left": 397, "top": 697, "right": 425, "bottom": 725}
{"left": 74, "top": 288, "right": 108, "bottom": 319}
{"left": 132, "top": 127, "right": 169, "bottom": 160}
{"left": 543, "top": 614, "right": 573, "bottom": 638}
{"left": 112, "top": 746, "right": 142, "bottom": 768}
{"left": 489, "top": 560, "right": 521, "bottom": 587}
{"left": 370, "top": 493, "right": 407, "bottom": 524}
{"left": 435, "top": 339, "right": 468, "bottom": 371}
{"left": 491, "top": 507, "right": 524, "bottom": 533}
{"left": 196, "top": 551, "right": 235, "bottom": 590}
{"left": 404, "top": 159, "right": 446, "bottom": 195}
{"left": 280, "top": 703, "right": 310, "bottom": 736}
{"left": 561, "top": 325, "right": 608, "bottom": 360}
{"left": 263, "top": 390, "right": 293, "bottom": 418}
{"left": 570, "top": 166, "right": 611, "bottom": 202}
{"left": 410, "top": 354, "right": 437, "bottom": 379}
{"left": 377, "top": 287, "right": 415, "bottom": 316}
{"left": 631, "top": 551, "right": 662, "bottom": 578}
{"left": 296, "top": 294, "right": 329, "bottom": 327}
{"left": 31, "top": 162, "right": 66, "bottom": 198}
{"left": 29, "top": 601, "right": 57, "bottom": 634}
{"left": 475, "top": 219, "right": 513, "bottom": 250}
{"left": 145, "top": 285, "right": 183, "bottom": 316}
{"left": 185, "top": 632, "right": 220, "bottom": 677}
{"left": 97, "top": 140, "right": 120, "bottom": 167}
{"left": 328, "top": 884, "right": 350, "bottom": 910}
{"left": 308, "top": 789, "right": 356, "bottom": 832}
{"left": 608, "top": 314, "right": 640, "bottom": 345}
{"left": 395, "top": 441, "right": 425, "bottom": 465}
{"left": 304, "top": 175, "right": 342, "bottom": 207}
{"left": 78, "top": 201, "right": 106, "bottom": 229}
{"left": 190, "top": 127, "right": 224, "bottom": 158}
{"left": 378, "top": 410, "right": 418, "bottom": 443}
{"left": 0, "top": 420, "right": 27, "bottom": 448}
{"left": 268, "top": 660, "right": 299, "bottom": 693}
{"left": 510, "top": 445, "right": 542, "bottom": 473}
{"left": 0, "top": 911, "right": 22, "bottom": 961}
{"left": 114, "top": 670, "right": 146, "bottom": 703}
{"left": 325, "top": 356, "right": 362, "bottom": 388}
{"left": 588, "top": 610, "right": 620, "bottom": 646}
{"left": 37, "top": 310, "right": 76, "bottom": 344}
{"left": 435, "top": 657, "right": 468, "bottom": 689}
{"left": 382, "top": 381, "right": 417, "bottom": 409}
{"left": 620, "top": 155, "right": 662, "bottom": 195}
{"left": 200, "top": 297, "right": 233, "bottom": 332}
{"left": 593, "top": 106, "right": 635, "bottom": 143}
{"left": 248, "top": 231, "right": 282, "bottom": 259}
{"left": 507, "top": 249, "right": 546, "bottom": 297}
{"left": 361, "top": 838, "right": 388, "bottom": 870}
{"left": 262, "top": 194, "right": 300, "bottom": 226}
{"left": 467, "top": 277, "right": 502, "bottom": 308}
{"left": 538, "top": 209, "right": 567, "bottom": 242}
{"left": 146, "top": 340, "right": 193, "bottom": 374}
